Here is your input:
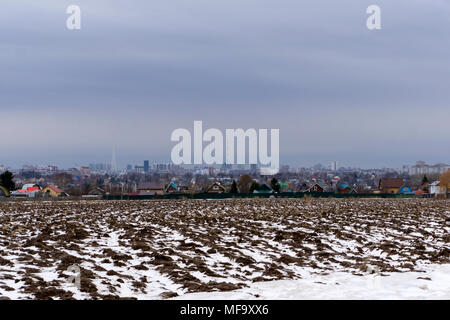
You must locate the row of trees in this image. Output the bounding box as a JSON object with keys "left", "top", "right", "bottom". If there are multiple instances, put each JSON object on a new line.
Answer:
{"left": 228, "top": 175, "right": 281, "bottom": 194}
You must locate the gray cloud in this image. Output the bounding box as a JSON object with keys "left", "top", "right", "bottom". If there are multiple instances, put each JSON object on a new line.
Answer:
{"left": 0, "top": 0, "right": 449, "bottom": 168}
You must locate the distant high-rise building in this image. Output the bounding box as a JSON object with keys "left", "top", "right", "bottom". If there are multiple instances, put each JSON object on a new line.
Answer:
{"left": 144, "top": 160, "right": 149, "bottom": 173}
{"left": 409, "top": 161, "right": 450, "bottom": 175}
{"left": 208, "top": 167, "right": 217, "bottom": 176}
{"left": 331, "top": 161, "right": 338, "bottom": 171}
{"left": 111, "top": 146, "right": 118, "bottom": 173}
{"left": 47, "top": 165, "right": 58, "bottom": 172}
{"left": 153, "top": 163, "right": 174, "bottom": 173}
{"left": 89, "top": 163, "right": 112, "bottom": 172}
{"left": 80, "top": 166, "right": 91, "bottom": 176}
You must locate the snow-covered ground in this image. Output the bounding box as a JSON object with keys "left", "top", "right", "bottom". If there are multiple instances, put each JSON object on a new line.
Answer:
{"left": 0, "top": 198, "right": 448, "bottom": 299}
{"left": 174, "top": 263, "right": 450, "bottom": 300}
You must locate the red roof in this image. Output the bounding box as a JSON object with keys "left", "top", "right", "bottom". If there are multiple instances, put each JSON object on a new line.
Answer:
{"left": 379, "top": 178, "right": 404, "bottom": 189}
{"left": 417, "top": 183, "right": 429, "bottom": 191}
{"left": 46, "top": 185, "right": 63, "bottom": 193}
{"left": 18, "top": 186, "right": 40, "bottom": 193}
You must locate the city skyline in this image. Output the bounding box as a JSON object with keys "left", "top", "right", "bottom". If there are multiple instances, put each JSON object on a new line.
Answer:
{"left": 2, "top": 156, "right": 449, "bottom": 172}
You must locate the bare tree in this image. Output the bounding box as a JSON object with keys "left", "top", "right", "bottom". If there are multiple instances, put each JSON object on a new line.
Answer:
{"left": 440, "top": 170, "right": 450, "bottom": 189}
{"left": 51, "top": 172, "right": 73, "bottom": 187}
{"left": 238, "top": 174, "right": 253, "bottom": 193}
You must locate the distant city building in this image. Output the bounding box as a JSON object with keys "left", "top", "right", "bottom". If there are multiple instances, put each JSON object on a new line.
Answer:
{"left": 208, "top": 167, "right": 217, "bottom": 176}
{"left": 111, "top": 147, "right": 118, "bottom": 173}
{"left": 280, "top": 165, "right": 289, "bottom": 173}
{"left": 79, "top": 166, "right": 91, "bottom": 176}
{"left": 89, "top": 163, "right": 112, "bottom": 172}
{"left": 409, "top": 161, "right": 450, "bottom": 175}
{"left": 47, "top": 165, "right": 58, "bottom": 172}
{"left": 312, "top": 163, "right": 325, "bottom": 171}
{"left": 331, "top": 161, "right": 338, "bottom": 171}
{"left": 22, "top": 165, "right": 38, "bottom": 171}
{"left": 153, "top": 163, "right": 175, "bottom": 173}
{"left": 133, "top": 160, "right": 151, "bottom": 173}
{"left": 134, "top": 165, "right": 144, "bottom": 173}
{"left": 194, "top": 168, "right": 209, "bottom": 175}
{"left": 18, "top": 165, "right": 60, "bottom": 174}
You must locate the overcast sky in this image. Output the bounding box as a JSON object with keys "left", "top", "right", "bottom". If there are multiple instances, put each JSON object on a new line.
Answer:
{"left": 1, "top": 0, "right": 449, "bottom": 169}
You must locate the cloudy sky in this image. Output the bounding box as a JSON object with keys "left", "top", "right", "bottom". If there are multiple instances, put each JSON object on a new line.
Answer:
{"left": 1, "top": 0, "right": 449, "bottom": 169}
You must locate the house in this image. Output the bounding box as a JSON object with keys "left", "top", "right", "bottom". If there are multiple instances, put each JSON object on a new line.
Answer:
{"left": 279, "top": 182, "right": 292, "bottom": 193}
{"left": 337, "top": 184, "right": 352, "bottom": 194}
{"left": 137, "top": 182, "right": 165, "bottom": 195}
{"left": 416, "top": 182, "right": 429, "bottom": 194}
{"left": 206, "top": 182, "right": 226, "bottom": 193}
{"left": 429, "top": 181, "right": 440, "bottom": 195}
{"left": 397, "top": 185, "right": 413, "bottom": 194}
{"left": 10, "top": 184, "right": 41, "bottom": 198}
{"left": 253, "top": 183, "right": 273, "bottom": 194}
{"left": 88, "top": 187, "right": 106, "bottom": 196}
{"left": 186, "top": 184, "right": 202, "bottom": 194}
{"left": 306, "top": 183, "right": 324, "bottom": 193}
{"left": 378, "top": 178, "right": 404, "bottom": 194}
{"left": 81, "top": 187, "right": 105, "bottom": 199}
{"left": 178, "top": 185, "right": 190, "bottom": 193}
{"left": 41, "top": 185, "right": 68, "bottom": 197}
{"left": 163, "top": 182, "right": 191, "bottom": 194}
{"left": 165, "top": 183, "right": 179, "bottom": 194}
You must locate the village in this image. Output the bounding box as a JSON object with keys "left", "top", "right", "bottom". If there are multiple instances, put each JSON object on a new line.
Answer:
{"left": 1, "top": 160, "right": 449, "bottom": 200}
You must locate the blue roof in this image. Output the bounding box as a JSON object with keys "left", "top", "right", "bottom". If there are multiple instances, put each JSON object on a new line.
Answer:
{"left": 398, "top": 186, "right": 412, "bottom": 194}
